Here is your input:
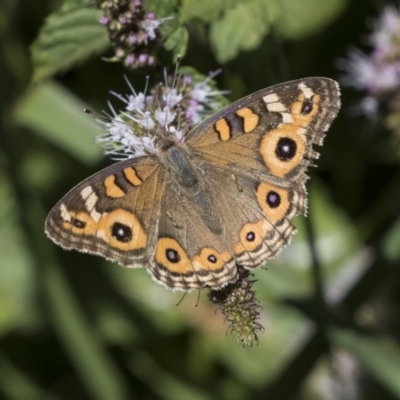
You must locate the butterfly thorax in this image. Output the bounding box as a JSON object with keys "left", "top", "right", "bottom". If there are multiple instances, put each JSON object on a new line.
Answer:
{"left": 156, "top": 136, "right": 198, "bottom": 190}
{"left": 156, "top": 134, "right": 223, "bottom": 235}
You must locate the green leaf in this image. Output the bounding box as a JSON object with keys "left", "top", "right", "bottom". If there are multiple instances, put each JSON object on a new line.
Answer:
{"left": 209, "top": 0, "right": 278, "bottom": 63}
{"left": 60, "top": 0, "right": 89, "bottom": 11}
{"left": 30, "top": 4, "right": 109, "bottom": 82}
{"left": 0, "top": 356, "right": 59, "bottom": 400}
{"left": 144, "top": 0, "right": 177, "bottom": 18}
{"left": 181, "top": 0, "right": 241, "bottom": 23}
{"left": 275, "top": 0, "right": 347, "bottom": 40}
{"left": 161, "top": 15, "right": 189, "bottom": 59}
{"left": 0, "top": 170, "right": 38, "bottom": 335}
{"left": 257, "top": 182, "right": 362, "bottom": 301}
{"left": 14, "top": 80, "right": 102, "bottom": 164}
{"left": 382, "top": 215, "right": 400, "bottom": 261}
{"left": 29, "top": 196, "right": 128, "bottom": 400}
{"left": 143, "top": 0, "right": 188, "bottom": 60}
{"left": 43, "top": 259, "right": 128, "bottom": 400}
{"left": 330, "top": 328, "right": 400, "bottom": 397}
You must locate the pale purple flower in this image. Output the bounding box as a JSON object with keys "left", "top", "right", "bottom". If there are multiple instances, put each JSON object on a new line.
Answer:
{"left": 337, "top": 6, "right": 400, "bottom": 117}
{"left": 95, "top": 71, "right": 227, "bottom": 159}
{"left": 129, "top": 35, "right": 137, "bottom": 44}
{"left": 370, "top": 6, "right": 400, "bottom": 50}
{"left": 359, "top": 96, "right": 379, "bottom": 115}
{"left": 125, "top": 54, "right": 135, "bottom": 66}
{"left": 155, "top": 107, "right": 176, "bottom": 127}
{"left": 96, "top": 117, "right": 156, "bottom": 158}
{"left": 186, "top": 100, "right": 204, "bottom": 124}
{"left": 163, "top": 88, "right": 183, "bottom": 107}
{"left": 99, "top": 16, "right": 108, "bottom": 25}
{"left": 141, "top": 19, "right": 160, "bottom": 40}
{"left": 191, "top": 82, "right": 212, "bottom": 102}
{"left": 337, "top": 48, "right": 377, "bottom": 91}
{"left": 139, "top": 112, "right": 155, "bottom": 130}
{"left": 138, "top": 54, "right": 148, "bottom": 64}
{"left": 126, "top": 92, "right": 145, "bottom": 111}
{"left": 141, "top": 15, "right": 171, "bottom": 40}
{"left": 98, "top": 0, "right": 171, "bottom": 70}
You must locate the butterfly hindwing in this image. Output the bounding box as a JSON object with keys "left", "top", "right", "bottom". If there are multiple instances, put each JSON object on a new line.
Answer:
{"left": 179, "top": 78, "right": 340, "bottom": 276}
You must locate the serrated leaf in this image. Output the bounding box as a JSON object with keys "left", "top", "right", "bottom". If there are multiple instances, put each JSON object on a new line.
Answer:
{"left": 276, "top": 0, "right": 347, "bottom": 39}
{"left": 144, "top": 0, "right": 177, "bottom": 18}
{"left": 162, "top": 21, "right": 189, "bottom": 59}
{"left": 181, "top": 0, "right": 241, "bottom": 23}
{"left": 14, "top": 80, "right": 102, "bottom": 164}
{"left": 209, "top": 0, "right": 277, "bottom": 63}
{"left": 30, "top": 6, "right": 109, "bottom": 82}
{"left": 144, "top": 0, "right": 188, "bottom": 59}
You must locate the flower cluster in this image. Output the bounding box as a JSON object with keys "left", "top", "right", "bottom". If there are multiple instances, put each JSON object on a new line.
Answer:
{"left": 337, "top": 6, "right": 400, "bottom": 116}
{"left": 97, "top": 0, "right": 168, "bottom": 69}
{"left": 96, "top": 70, "right": 228, "bottom": 159}
{"left": 208, "top": 266, "right": 264, "bottom": 348}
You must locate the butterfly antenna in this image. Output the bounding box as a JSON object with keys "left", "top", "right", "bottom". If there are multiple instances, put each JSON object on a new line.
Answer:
{"left": 176, "top": 291, "right": 188, "bottom": 306}
{"left": 84, "top": 108, "right": 112, "bottom": 122}
{"left": 85, "top": 108, "right": 136, "bottom": 137}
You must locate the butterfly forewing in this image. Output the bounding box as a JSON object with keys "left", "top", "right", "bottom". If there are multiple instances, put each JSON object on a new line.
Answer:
{"left": 45, "top": 155, "right": 165, "bottom": 268}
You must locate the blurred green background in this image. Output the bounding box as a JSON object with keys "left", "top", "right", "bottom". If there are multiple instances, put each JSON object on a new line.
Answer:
{"left": 2, "top": 0, "right": 400, "bottom": 399}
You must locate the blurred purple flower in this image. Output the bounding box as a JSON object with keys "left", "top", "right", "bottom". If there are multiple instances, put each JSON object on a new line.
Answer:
{"left": 337, "top": 6, "right": 400, "bottom": 117}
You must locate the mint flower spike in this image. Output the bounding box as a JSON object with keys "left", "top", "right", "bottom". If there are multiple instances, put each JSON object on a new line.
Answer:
{"left": 97, "top": 0, "right": 171, "bottom": 69}
{"left": 94, "top": 71, "right": 229, "bottom": 160}
{"left": 337, "top": 6, "right": 400, "bottom": 116}
{"left": 208, "top": 266, "right": 264, "bottom": 348}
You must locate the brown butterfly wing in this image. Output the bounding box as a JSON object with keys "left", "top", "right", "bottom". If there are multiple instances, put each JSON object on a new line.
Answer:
{"left": 45, "top": 155, "right": 165, "bottom": 268}
{"left": 182, "top": 78, "right": 340, "bottom": 270}
{"left": 186, "top": 78, "right": 340, "bottom": 180}
{"left": 45, "top": 78, "right": 340, "bottom": 291}
{"left": 147, "top": 178, "right": 238, "bottom": 290}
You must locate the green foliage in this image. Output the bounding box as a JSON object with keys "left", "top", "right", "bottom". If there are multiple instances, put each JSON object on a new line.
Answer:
{"left": 383, "top": 216, "right": 400, "bottom": 261}
{"left": 3, "top": 0, "right": 400, "bottom": 399}
{"left": 30, "top": 1, "right": 109, "bottom": 82}
{"left": 161, "top": 14, "right": 189, "bottom": 59}
{"left": 43, "top": 252, "right": 128, "bottom": 400}
{"left": 14, "top": 81, "right": 102, "bottom": 164}
{"left": 181, "top": 0, "right": 241, "bottom": 23}
{"left": 209, "top": 0, "right": 278, "bottom": 63}
{"left": 331, "top": 329, "right": 400, "bottom": 397}
{"left": 145, "top": 0, "right": 189, "bottom": 59}
{"left": 276, "top": 0, "right": 348, "bottom": 39}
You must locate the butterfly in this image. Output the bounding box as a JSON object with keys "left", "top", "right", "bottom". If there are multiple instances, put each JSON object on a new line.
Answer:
{"left": 45, "top": 78, "right": 340, "bottom": 291}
